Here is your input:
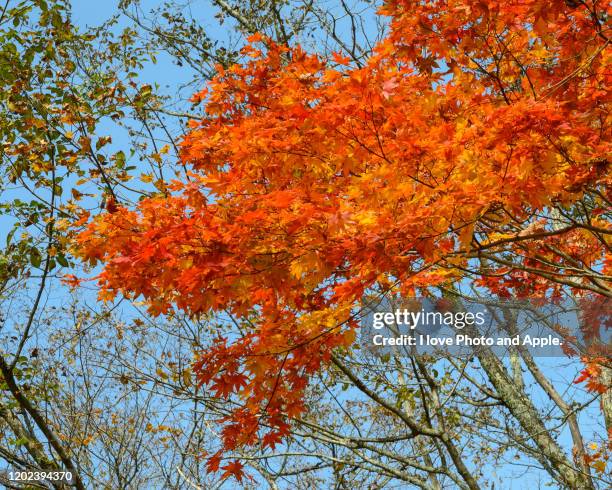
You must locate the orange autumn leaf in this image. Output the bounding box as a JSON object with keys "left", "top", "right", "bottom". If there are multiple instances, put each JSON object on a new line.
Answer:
{"left": 575, "top": 358, "right": 609, "bottom": 395}
{"left": 221, "top": 459, "right": 246, "bottom": 482}
{"left": 74, "top": 0, "right": 611, "bottom": 467}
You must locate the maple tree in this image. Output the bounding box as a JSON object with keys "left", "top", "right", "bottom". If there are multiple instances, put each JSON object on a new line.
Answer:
{"left": 1, "top": 1, "right": 386, "bottom": 487}
{"left": 75, "top": 0, "right": 610, "bottom": 485}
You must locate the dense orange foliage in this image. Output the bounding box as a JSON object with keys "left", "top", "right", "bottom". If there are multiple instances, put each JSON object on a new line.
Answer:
{"left": 75, "top": 0, "right": 610, "bottom": 474}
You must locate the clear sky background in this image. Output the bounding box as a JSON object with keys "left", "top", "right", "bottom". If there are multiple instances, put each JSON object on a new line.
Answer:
{"left": 15, "top": 2, "right": 603, "bottom": 488}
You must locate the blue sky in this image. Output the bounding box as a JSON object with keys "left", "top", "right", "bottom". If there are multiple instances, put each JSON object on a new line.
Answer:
{"left": 1, "top": 2, "right": 607, "bottom": 488}
{"left": 68, "top": 3, "right": 612, "bottom": 487}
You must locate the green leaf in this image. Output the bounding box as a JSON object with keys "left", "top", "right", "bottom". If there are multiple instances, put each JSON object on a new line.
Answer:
{"left": 29, "top": 248, "right": 41, "bottom": 268}
{"left": 56, "top": 254, "right": 68, "bottom": 267}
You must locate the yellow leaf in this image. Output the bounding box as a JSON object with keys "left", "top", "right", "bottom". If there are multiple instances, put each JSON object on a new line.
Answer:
{"left": 156, "top": 367, "right": 168, "bottom": 380}
{"left": 355, "top": 210, "right": 377, "bottom": 226}
{"left": 592, "top": 460, "right": 606, "bottom": 474}
{"left": 182, "top": 368, "right": 192, "bottom": 387}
